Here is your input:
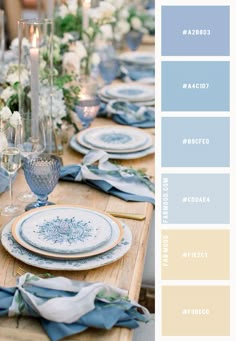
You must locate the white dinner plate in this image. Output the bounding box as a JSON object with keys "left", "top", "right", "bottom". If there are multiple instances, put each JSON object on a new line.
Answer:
{"left": 100, "top": 84, "right": 155, "bottom": 102}
{"left": 1, "top": 220, "right": 132, "bottom": 271}
{"left": 70, "top": 135, "right": 155, "bottom": 160}
{"left": 12, "top": 205, "right": 120, "bottom": 254}
{"left": 77, "top": 126, "right": 153, "bottom": 153}
{"left": 119, "top": 52, "right": 155, "bottom": 65}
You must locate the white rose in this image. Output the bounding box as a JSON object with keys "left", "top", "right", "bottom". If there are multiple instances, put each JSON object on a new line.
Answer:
{"left": 70, "top": 41, "right": 87, "bottom": 60}
{"left": 0, "top": 132, "right": 8, "bottom": 152}
{"left": 91, "top": 52, "right": 100, "bottom": 66}
{"left": 0, "top": 106, "right": 12, "bottom": 120}
{"left": 99, "top": 24, "right": 113, "bottom": 41}
{"left": 62, "top": 33, "right": 74, "bottom": 44}
{"left": 63, "top": 51, "right": 80, "bottom": 77}
{"left": 59, "top": 4, "right": 69, "bottom": 18}
{"left": 117, "top": 20, "right": 130, "bottom": 35}
{"left": 118, "top": 8, "right": 129, "bottom": 19}
{"left": 130, "top": 17, "right": 142, "bottom": 31}
{"left": 0, "top": 87, "right": 16, "bottom": 102}
{"left": 9, "top": 111, "right": 21, "bottom": 127}
{"left": 87, "top": 26, "right": 94, "bottom": 38}
{"left": 67, "top": 0, "right": 78, "bottom": 14}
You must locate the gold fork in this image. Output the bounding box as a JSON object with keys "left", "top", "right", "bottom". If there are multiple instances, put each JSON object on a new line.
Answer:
{"left": 15, "top": 266, "right": 52, "bottom": 278}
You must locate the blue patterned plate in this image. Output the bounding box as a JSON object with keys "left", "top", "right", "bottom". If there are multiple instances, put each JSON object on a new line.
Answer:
{"left": 11, "top": 206, "right": 123, "bottom": 259}
{"left": 2, "top": 220, "right": 132, "bottom": 271}
{"left": 70, "top": 135, "right": 155, "bottom": 159}
{"left": 78, "top": 126, "right": 153, "bottom": 153}
{"left": 12, "top": 206, "right": 119, "bottom": 254}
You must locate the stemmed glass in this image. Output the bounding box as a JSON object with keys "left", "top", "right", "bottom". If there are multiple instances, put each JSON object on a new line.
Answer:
{"left": 16, "top": 116, "right": 46, "bottom": 202}
{"left": 23, "top": 153, "right": 61, "bottom": 211}
{"left": 98, "top": 45, "right": 120, "bottom": 85}
{"left": 0, "top": 126, "right": 23, "bottom": 216}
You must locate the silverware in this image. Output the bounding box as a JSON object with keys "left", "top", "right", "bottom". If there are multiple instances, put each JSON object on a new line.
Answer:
{"left": 107, "top": 211, "right": 146, "bottom": 220}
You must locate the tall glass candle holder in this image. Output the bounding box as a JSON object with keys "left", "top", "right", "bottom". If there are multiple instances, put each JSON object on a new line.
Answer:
{"left": 18, "top": 18, "right": 54, "bottom": 152}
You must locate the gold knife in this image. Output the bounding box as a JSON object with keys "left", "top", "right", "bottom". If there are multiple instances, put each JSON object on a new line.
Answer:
{"left": 107, "top": 211, "right": 146, "bottom": 221}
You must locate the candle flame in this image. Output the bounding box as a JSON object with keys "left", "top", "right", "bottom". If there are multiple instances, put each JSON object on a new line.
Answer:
{"left": 32, "top": 28, "right": 39, "bottom": 48}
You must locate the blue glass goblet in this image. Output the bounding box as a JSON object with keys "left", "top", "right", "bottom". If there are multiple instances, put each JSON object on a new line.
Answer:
{"left": 98, "top": 58, "right": 120, "bottom": 84}
{"left": 75, "top": 97, "right": 100, "bottom": 130}
{"left": 23, "top": 154, "right": 61, "bottom": 211}
{"left": 125, "top": 31, "right": 143, "bottom": 51}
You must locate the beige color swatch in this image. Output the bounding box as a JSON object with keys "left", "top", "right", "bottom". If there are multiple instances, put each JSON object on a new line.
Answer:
{"left": 162, "top": 286, "right": 230, "bottom": 336}
{"left": 162, "top": 230, "right": 229, "bottom": 280}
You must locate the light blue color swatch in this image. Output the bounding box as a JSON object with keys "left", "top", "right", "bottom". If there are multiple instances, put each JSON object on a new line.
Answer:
{"left": 162, "top": 117, "right": 230, "bottom": 167}
{"left": 162, "top": 6, "right": 230, "bottom": 56}
{"left": 162, "top": 174, "right": 230, "bottom": 224}
{"left": 162, "top": 61, "right": 230, "bottom": 111}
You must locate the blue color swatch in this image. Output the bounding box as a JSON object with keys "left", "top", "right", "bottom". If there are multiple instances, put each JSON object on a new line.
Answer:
{"left": 162, "top": 61, "right": 230, "bottom": 111}
{"left": 162, "top": 174, "right": 230, "bottom": 224}
{"left": 162, "top": 6, "right": 230, "bottom": 56}
{"left": 162, "top": 117, "right": 230, "bottom": 167}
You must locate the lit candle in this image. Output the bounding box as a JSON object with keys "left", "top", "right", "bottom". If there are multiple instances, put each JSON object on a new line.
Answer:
{"left": 82, "top": 0, "right": 91, "bottom": 32}
{"left": 30, "top": 29, "right": 39, "bottom": 139}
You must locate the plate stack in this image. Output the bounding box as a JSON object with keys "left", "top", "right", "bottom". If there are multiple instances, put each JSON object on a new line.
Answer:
{"left": 118, "top": 51, "right": 155, "bottom": 85}
{"left": 1, "top": 205, "right": 132, "bottom": 271}
{"left": 70, "top": 125, "right": 155, "bottom": 159}
{"left": 99, "top": 83, "right": 155, "bottom": 107}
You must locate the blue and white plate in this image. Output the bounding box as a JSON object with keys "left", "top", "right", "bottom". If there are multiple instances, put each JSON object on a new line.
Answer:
{"left": 98, "top": 92, "right": 155, "bottom": 107}
{"left": 78, "top": 126, "right": 153, "bottom": 153}
{"left": 119, "top": 52, "right": 155, "bottom": 66}
{"left": 2, "top": 220, "right": 132, "bottom": 271}
{"left": 12, "top": 206, "right": 117, "bottom": 254}
{"left": 12, "top": 206, "right": 123, "bottom": 260}
{"left": 70, "top": 135, "right": 155, "bottom": 160}
{"left": 101, "top": 84, "right": 155, "bottom": 102}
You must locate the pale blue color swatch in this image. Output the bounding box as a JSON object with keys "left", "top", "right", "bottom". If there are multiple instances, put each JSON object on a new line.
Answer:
{"left": 162, "top": 117, "right": 230, "bottom": 167}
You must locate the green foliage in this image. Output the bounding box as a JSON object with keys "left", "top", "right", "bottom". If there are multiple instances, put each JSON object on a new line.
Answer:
{"left": 54, "top": 12, "right": 83, "bottom": 38}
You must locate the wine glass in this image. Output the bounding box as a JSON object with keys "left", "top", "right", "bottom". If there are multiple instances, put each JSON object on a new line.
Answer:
{"left": 16, "top": 116, "right": 46, "bottom": 202}
{"left": 23, "top": 153, "right": 61, "bottom": 211}
{"left": 0, "top": 126, "right": 23, "bottom": 216}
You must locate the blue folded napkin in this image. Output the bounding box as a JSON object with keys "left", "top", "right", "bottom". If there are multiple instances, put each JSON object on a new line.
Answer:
{"left": 120, "top": 64, "right": 155, "bottom": 82}
{"left": 0, "top": 273, "right": 151, "bottom": 341}
{"left": 0, "top": 168, "right": 9, "bottom": 193}
{"left": 60, "top": 150, "right": 155, "bottom": 205}
{"left": 98, "top": 100, "right": 155, "bottom": 128}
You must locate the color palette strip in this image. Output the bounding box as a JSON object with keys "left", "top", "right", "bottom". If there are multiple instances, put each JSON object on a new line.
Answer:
{"left": 162, "top": 230, "right": 230, "bottom": 280}
{"left": 162, "top": 117, "right": 230, "bottom": 167}
{"left": 162, "top": 61, "right": 230, "bottom": 111}
{"left": 162, "top": 6, "right": 230, "bottom": 56}
{"left": 162, "top": 174, "right": 230, "bottom": 224}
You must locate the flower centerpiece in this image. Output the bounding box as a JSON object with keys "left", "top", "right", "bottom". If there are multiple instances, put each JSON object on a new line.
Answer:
{"left": 0, "top": 35, "right": 80, "bottom": 135}
{"left": 54, "top": 0, "right": 116, "bottom": 75}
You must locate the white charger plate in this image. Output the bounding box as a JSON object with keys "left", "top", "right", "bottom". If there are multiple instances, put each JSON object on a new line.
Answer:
{"left": 119, "top": 52, "right": 155, "bottom": 65}
{"left": 12, "top": 205, "right": 123, "bottom": 260}
{"left": 12, "top": 206, "right": 119, "bottom": 254}
{"left": 77, "top": 126, "right": 153, "bottom": 153}
{"left": 1, "top": 220, "right": 132, "bottom": 271}
{"left": 70, "top": 135, "right": 155, "bottom": 160}
{"left": 98, "top": 92, "right": 155, "bottom": 107}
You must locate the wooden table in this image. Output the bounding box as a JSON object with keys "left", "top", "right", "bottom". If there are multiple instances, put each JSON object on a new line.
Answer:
{"left": 0, "top": 117, "right": 155, "bottom": 341}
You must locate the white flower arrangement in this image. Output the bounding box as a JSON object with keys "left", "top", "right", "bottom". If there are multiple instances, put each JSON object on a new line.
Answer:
{"left": 0, "top": 106, "right": 21, "bottom": 152}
